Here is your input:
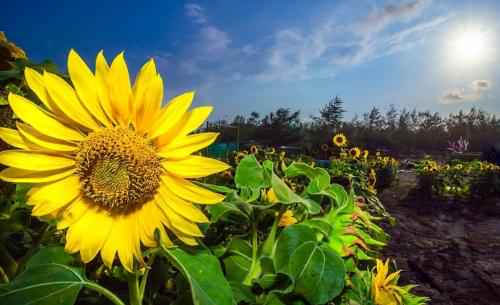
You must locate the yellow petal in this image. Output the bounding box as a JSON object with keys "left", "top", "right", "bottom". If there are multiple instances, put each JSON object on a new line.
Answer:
{"left": 68, "top": 49, "right": 112, "bottom": 127}
{"left": 176, "top": 106, "right": 213, "bottom": 137}
{"left": 158, "top": 185, "right": 208, "bottom": 223}
{"left": 157, "top": 132, "right": 219, "bottom": 159}
{"left": 30, "top": 175, "right": 81, "bottom": 216}
{"left": 0, "top": 167, "right": 75, "bottom": 183}
{"left": 162, "top": 156, "right": 230, "bottom": 178}
{"left": 95, "top": 51, "right": 116, "bottom": 125}
{"left": 0, "top": 127, "right": 29, "bottom": 149}
{"left": 0, "top": 150, "right": 75, "bottom": 171}
{"left": 8, "top": 93, "right": 85, "bottom": 142}
{"left": 132, "top": 59, "right": 157, "bottom": 127}
{"left": 67, "top": 207, "right": 113, "bottom": 262}
{"left": 108, "top": 52, "right": 132, "bottom": 125}
{"left": 156, "top": 106, "right": 212, "bottom": 147}
{"left": 148, "top": 91, "right": 194, "bottom": 139}
{"left": 17, "top": 123, "right": 78, "bottom": 152}
{"left": 24, "top": 68, "right": 55, "bottom": 112}
{"left": 137, "top": 201, "right": 162, "bottom": 247}
{"left": 43, "top": 71, "right": 100, "bottom": 130}
{"left": 101, "top": 214, "right": 139, "bottom": 272}
{"left": 168, "top": 225, "right": 199, "bottom": 246}
{"left": 161, "top": 173, "right": 224, "bottom": 204}
{"left": 138, "top": 74, "right": 163, "bottom": 132}
{"left": 57, "top": 196, "right": 89, "bottom": 230}
{"left": 100, "top": 217, "right": 122, "bottom": 269}
{"left": 156, "top": 194, "right": 203, "bottom": 237}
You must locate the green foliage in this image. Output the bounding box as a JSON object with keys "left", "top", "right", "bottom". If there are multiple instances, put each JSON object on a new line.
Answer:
{"left": 159, "top": 246, "right": 233, "bottom": 305}
{"left": 415, "top": 158, "right": 500, "bottom": 201}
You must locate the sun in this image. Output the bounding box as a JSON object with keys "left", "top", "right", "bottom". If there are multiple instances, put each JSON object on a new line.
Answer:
{"left": 450, "top": 26, "right": 489, "bottom": 64}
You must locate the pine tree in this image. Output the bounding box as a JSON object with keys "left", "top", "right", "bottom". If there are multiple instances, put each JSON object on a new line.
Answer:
{"left": 318, "top": 96, "right": 345, "bottom": 130}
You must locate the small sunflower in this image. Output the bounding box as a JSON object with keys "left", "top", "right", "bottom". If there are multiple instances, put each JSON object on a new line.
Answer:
{"left": 349, "top": 147, "right": 361, "bottom": 158}
{"left": 278, "top": 210, "right": 298, "bottom": 227}
{"left": 332, "top": 133, "right": 347, "bottom": 147}
{"left": 371, "top": 259, "right": 404, "bottom": 305}
{"left": 362, "top": 149, "right": 369, "bottom": 159}
{"left": 0, "top": 50, "right": 230, "bottom": 271}
{"left": 368, "top": 168, "right": 377, "bottom": 187}
{"left": 266, "top": 188, "right": 278, "bottom": 204}
{"left": 250, "top": 145, "right": 258, "bottom": 154}
{"left": 234, "top": 151, "right": 246, "bottom": 164}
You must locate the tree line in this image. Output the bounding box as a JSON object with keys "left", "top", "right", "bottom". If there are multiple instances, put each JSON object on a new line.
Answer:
{"left": 205, "top": 96, "right": 500, "bottom": 156}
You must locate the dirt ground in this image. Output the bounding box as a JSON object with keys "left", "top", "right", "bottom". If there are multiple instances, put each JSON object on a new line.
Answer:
{"left": 379, "top": 171, "right": 500, "bottom": 305}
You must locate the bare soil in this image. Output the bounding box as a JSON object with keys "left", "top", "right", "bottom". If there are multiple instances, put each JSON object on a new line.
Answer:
{"left": 380, "top": 171, "right": 500, "bottom": 305}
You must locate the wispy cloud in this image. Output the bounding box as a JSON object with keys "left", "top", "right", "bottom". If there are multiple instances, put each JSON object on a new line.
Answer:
{"left": 441, "top": 80, "right": 492, "bottom": 104}
{"left": 156, "top": 1, "right": 450, "bottom": 93}
{"left": 257, "top": 0, "right": 449, "bottom": 80}
{"left": 184, "top": 3, "right": 207, "bottom": 24}
{"left": 353, "top": 0, "right": 432, "bottom": 36}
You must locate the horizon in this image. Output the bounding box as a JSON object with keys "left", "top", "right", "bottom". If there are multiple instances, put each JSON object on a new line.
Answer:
{"left": 4, "top": 0, "right": 500, "bottom": 120}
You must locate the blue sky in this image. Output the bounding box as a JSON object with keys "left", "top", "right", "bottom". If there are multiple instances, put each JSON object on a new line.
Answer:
{"left": 4, "top": 0, "right": 500, "bottom": 121}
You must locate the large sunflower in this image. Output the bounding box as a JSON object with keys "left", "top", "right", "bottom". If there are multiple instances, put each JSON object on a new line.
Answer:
{"left": 0, "top": 50, "right": 230, "bottom": 271}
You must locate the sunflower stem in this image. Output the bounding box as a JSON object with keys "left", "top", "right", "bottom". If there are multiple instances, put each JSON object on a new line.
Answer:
{"left": 84, "top": 282, "right": 126, "bottom": 305}
{"left": 139, "top": 253, "right": 156, "bottom": 301}
{"left": 243, "top": 222, "right": 260, "bottom": 285}
{"left": 127, "top": 272, "right": 142, "bottom": 305}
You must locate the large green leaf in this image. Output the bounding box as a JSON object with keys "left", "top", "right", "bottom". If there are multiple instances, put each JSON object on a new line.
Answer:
{"left": 0, "top": 263, "right": 84, "bottom": 305}
{"left": 0, "top": 246, "right": 120, "bottom": 305}
{"left": 274, "top": 225, "right": 317, "bottom": 272}
{"left": 161, "top": 247, "right": 233, "bottom": 305}
{"left": 25, "top": 246, "right": 75, "bottom": 270}
{"left": 288, "top": 242, "right": 345, "bottom": 305}
{"left": 235, "top": 155, "right": 268, "bottom": 189}
{"left": 285, "top": 162, "right": 330, "bottom": 189}
{"left": 271, "top": 173, "right": 320, "bottom": 214}
{"left": 208, "top": 201, "right": 249, "bottom": 223}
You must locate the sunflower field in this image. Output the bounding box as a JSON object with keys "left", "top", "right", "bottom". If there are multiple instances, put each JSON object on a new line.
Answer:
{"left": 415, "top": 158, "right": 500, "bottom": 201}
{"left": 0, "top": 34, "right": 436, "bottom": 305}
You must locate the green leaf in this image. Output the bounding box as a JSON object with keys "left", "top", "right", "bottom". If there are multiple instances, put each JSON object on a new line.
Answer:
{"left": 207, "top": 202, "right": 249, "bottom": 223}
{"left": 288, "top": 242, "right": 345, "bottom": 305}
{"left": 285, "top": 162, "right": 330, "bottom": 189}
{"left": 271, "top": 173, "right": 320, "bottom": 214}
{"left": 235, "top": 155, "right": 269, "bottom": 189}
{"left": 25, "top": 246, "right": 75, "bottom": 270}
{"left": 302, "top": 219, "right": 333, "bottom": 239}
{"left": 229, "top": 281, "right": 256, "bottom": 304}
{"left": 274, "top": 225, "right": 317, "bottom": 272}
{"left": 194, "top": 182, "right": 235, "bottom": 194}
{"left": 160, "top": 247, "right": 233, "bottom": 305}
{"left": 0, "top": 263, "right": 83, "bottom": 305}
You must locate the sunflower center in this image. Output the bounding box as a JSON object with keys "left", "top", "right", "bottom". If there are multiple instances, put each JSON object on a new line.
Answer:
{"left": 76, "top": 128, "right": 162, "bottom": 212}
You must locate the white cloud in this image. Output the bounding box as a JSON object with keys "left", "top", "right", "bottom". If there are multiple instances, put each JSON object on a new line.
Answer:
{"left": 257, "top": 0, "right": 447, "bottom": 80}
{"left": 472, "top": 79, "right": 491, "bottom": 92}
{"left": 199, "top": 26, "right": 231, "bottom": 55}
{"left": 185, "top": 3, "right": 207, "bottom": 24}
{"left": 441, "top": 80, "right": 492, "bottom": 104}
{"left": 162, "top": 0, "right": 450, "bottom": 92}
{"left": 353, "top": 0, "right": 432, "bottom": 36}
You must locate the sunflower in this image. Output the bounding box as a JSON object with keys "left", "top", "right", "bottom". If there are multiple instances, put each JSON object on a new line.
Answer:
{"left": 278, "top": 210, "right": 298, "bottom": 227}
{"left": 368, "top": 168, "right": 377, "bottom": 187}
{"left": 371, "top": 259, "right": 404, "bottom": 305}
{"left": 349, "top": 147, "right": 361, "bottom": 158}
{"left": 250, "top": 145, "right": 258, "bottom": 154}
{"left": 332, "top": 133, "right": 347, "bottom": 147}
{"left": 362, "top": 149, "right": 369, "bottom": 159}
{"left": 0, "top": 50, "right": 230, "bottom": 272}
